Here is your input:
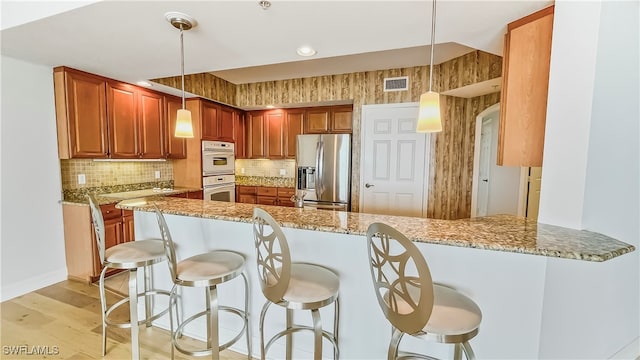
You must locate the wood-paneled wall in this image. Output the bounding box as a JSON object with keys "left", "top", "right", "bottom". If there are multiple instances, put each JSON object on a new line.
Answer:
{"left": 427, "top": 93, "right": 501, "bottom": 219}
{"left": 152, "top": 50, "right": 502, "bottom": 218}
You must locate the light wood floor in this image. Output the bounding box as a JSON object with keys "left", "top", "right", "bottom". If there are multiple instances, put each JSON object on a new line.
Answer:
{"left": 0, "top": 274, "right": 249, "bottom": 359}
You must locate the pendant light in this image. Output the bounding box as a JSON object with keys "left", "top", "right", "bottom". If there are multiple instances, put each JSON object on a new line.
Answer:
{"left": 416, "top": 0, "right": 443, "bottom": 133}
{"left": 166, "top": 12, "right": 196, "bottom": 138}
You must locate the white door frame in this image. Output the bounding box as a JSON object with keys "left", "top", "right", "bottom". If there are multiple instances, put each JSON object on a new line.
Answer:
{"left": 359, "top": 102, "right": 430, "bottom": 217}
{"left": 470, "top": 103, "right": 528, "bottom": 217}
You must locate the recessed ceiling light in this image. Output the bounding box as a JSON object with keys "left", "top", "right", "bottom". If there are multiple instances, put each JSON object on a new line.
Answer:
{"left": 136, "top": 81, "right": 152, "bottom": 87}
{"left": 296, "top": 46, "right": 317, "bottom": 57}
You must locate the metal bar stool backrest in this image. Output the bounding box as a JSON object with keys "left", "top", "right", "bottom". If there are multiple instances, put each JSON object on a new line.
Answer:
{"left": 153, "top": 205, "right": 179, "bottom": 283}
{"left": 366, "top": 222, "right": 435, "bottom": 335}
{"left": 252, "top": 207, "right": 291, "bottom": 304}
{"left": 87, "top": 194, "right": 106, "bottom": 265}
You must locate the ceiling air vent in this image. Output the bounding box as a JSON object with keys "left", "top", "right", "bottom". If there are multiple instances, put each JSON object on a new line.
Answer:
{"left": 383, "top": 76, "right": 409, "bottom": 92}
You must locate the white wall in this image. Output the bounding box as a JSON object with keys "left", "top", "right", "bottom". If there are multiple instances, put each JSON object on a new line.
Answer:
{"left": 537, "top": 1, "right": 639, "bottom": 357}
{"left": 0, "top": 55, "right": 67, "bottom": 301}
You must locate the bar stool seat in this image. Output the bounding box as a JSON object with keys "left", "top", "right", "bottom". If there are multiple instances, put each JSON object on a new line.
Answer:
{"left": 87, "top": 195, "right": 172, "bottom": 360}
{"left": 279, "top": 263, "right": 339, "bottom": 309}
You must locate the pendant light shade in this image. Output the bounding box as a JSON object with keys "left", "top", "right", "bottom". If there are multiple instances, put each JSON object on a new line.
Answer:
{"left": 166, "top": 12, "right": 196, "bottom": 138}
{"left": 417, "top": 0, "right": 443, "bottom": 133}
{"left": 417, "top": 91, "right": 442, "bottom": 132}
{"left": 175, "top": 109, "right": 194, "bottom": 138}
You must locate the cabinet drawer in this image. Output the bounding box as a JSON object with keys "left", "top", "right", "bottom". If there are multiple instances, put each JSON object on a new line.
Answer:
{"left": 100, "top": 203, "right": 122, "bottom": 220}
{"left": 237, "top": 186, "right": 257, "bottom": 195}
{"left": 257, "top": 187, "right": 277, "bottom": 196}
{"left": 257, "top": 196, "right": 277, "bottom": 206}
{"left": 277, "top": 187, "right": 295, "bottom": 198}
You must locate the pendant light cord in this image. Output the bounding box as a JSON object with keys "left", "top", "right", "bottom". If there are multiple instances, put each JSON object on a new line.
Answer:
{"left": 428, "top": 0, "right": 437, "bottom": 92}
{"left": 180, "top": 24, "right": 186, "bottom": 109}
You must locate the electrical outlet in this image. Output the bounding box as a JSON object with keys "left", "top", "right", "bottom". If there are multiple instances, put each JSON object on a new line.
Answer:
{"left": 155, "top": 171, "right": 161, "bottom": 179}
{"left": 77, "top": 174, "right": 86, "bottom": 185}
{"left": 279, "top": 168, "right": 286, "bottom": 176}
{"left": 240, "top": 167, "right": 245, "bottom": 174}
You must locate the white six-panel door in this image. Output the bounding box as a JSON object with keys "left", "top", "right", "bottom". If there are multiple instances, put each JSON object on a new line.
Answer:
{"left": 360, "top": 103, "right": 429, "bottom": 217}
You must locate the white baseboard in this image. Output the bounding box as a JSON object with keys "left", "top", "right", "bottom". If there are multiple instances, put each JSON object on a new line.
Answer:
{"left": 610, "top": 337, "right": 640, "bottom": 360}
{"left": 1, "top": 268, "right": 67, "bottom": 302}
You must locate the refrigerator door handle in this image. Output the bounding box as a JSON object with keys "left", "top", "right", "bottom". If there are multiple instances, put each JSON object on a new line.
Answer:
{"left": 315, "top": 141, "right": 321, "bottom": 199}
{"left": 318, "top": 141, "right": 325, "bottom": 196}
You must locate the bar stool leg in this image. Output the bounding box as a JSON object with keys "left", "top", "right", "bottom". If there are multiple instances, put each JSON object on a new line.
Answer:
{"left": 461, "top": 342, "right": 476, "bottom": 360}
{"left": 206, "top": 285, "right": 220, "bottom": 360}
{"left": 259, "top": 301, "right": 271, "bottom": 360}
{"left": 242, "top": 273, "right": 252, "bottom": 359}
{"left": 99, "top": 266, "right": 109, "bottom": 356}
{"left": 454, "top": 344, "right": 462, "bottom": 360}
{"left": 333, "top": 297, "right": 340, "bottom": 360}
{"left": 388, "top": 328, "right": 403, "bottom": 360}
{"left": 311, "top": 309, "right": 322, "bottom": 360}
{"left": 129, "top": 268, "right": 140, "bottom": 360}
{"left": 144, "top": 266, "right": 153, "bottom": 328}
{"left": 285, "top": 309, "right": 293, "bottom": 360}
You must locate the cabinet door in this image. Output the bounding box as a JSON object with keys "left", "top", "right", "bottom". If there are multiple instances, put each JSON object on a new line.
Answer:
{"left": 164, "top": 95, "right": 187, "bottom": 159}
{"left": 247, "top": 112, "right": 265, "bottom": 158}
{"left": 234, "top": 112, "right": 246, "bottom": 159}
{"left": 304, "top": 108, "right": 330, "bottom": 133}
{"left": 219, "top": 106, "right": 236, "bottom": 142}
{"left": 138, "top": 89, "right": 164, "bottom": 158}
{"left": 59, "top": 69, "right": 109, "bottom": 158}
{"left": 107, "top": 81, "right": 139, "bottom": 158}
{"left": 201, "top": 102, "right": 220, "bottom": 140}
{"left": 285, "top": 109, "right": 304, "bottom": 158}
{"left": 187, "top": 190, "right": 204, "bottom": 199}
{"left": 498, "top": 6, "right": 554, "bottom": 167}
{"left": 257, "top": 196, "right": 278, "bottom": 206}
{"left": 265, "top": 110, "right": 285, "bottom": 159}
{"left": 91, "top": 217, "right": 123, "bottom": 276}
{"left": 122, "top": 212, "right": 135, "bottom": 243}
{"left": 331, "top": 105, "right": 353, "bottom": 133}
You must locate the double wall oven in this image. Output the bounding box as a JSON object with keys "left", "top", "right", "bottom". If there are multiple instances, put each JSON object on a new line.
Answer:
{"left": 202, "top": 140, "right": 235, "bottom": 202}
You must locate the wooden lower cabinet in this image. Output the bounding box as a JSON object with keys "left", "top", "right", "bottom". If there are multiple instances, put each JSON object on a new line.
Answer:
{"left": 168, "top": 190, "right": 204, "bottom": 199}
{"left": 236, "top": 186, "right": 295, "bottom": 207}
{"left": 63, "top": 203, "right": 134, "bottom": 283}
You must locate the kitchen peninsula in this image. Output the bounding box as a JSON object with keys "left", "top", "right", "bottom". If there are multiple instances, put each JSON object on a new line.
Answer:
{"left": 118, "top": 197, "right": 634, "bottom": 359}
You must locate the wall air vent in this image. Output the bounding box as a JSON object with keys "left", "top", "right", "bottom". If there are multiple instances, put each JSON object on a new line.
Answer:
{"left": 383, "top": 76, "right": 409, "bottom": 92}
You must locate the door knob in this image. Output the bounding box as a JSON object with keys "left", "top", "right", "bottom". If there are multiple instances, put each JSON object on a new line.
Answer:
{"left": 482, "top": 179, "right": 488, "bottom": 182}
{"left": 365, "top": 183, "right": 374, "bottom": 188}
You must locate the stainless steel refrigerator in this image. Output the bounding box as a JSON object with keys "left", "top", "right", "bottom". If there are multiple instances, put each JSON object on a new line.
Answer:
{"left": 296, "top": 134, "right": 351, "bottom": 211}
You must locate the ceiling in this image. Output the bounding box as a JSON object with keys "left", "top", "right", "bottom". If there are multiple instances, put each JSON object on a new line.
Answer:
{"left": 1, "top": 0, "right": 551, "bottom": 94}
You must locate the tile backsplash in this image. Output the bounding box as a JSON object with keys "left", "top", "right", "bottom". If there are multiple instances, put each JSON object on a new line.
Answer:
{"left": 61, "top": 159, "right": 174, "bottom": 190}
{"left": 235, "top": 159, "right": 296, "bottom": 178}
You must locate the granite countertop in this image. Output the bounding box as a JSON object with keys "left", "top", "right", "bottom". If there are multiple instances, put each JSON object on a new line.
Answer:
{"left": 61, "top": 186, "right": 202, "bottom": 206}
{"left": 117, "top": 197, "right": 635, "bottom": 262}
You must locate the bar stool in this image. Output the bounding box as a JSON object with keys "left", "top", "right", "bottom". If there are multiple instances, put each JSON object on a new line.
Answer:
{"left": 87, "top": 195, "right": 172, "bottom": 360}
{"left": 252, "top": 208, "right": 340, "bottom": 360}
{"left": 366, "top": 223, "right": 482, "bottom": 360}
{"left": 154, "top": 206, "right": 251, "bottom": 359}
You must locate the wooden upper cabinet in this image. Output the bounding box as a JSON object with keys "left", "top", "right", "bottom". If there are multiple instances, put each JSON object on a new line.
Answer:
{"left": 107, "top": 81, "right": 139, "bottom": 158}
{"left": 285, "top": 109, "right": 304, "bottom": 158}
{"left": 331, "top": 105, "right": 353, "bottom": 133}
{"left": 234, "top": 112, "right": 246, "bottom": 159}
{"left": 304, "top": 108, "right": 331, "bottom": 133}
{"left": 201, "top": 101, "right": 220, "bottom": 140}
{"left": 218, "top": 106, "right": 236, "bottom": 142}
{"left": 303, "top": 106, "right": 353, "bottom": 134}
{"left": 265, "top": 110, "right": 285, "bottom": 159}
{"left": 247, "top": 111, "right": 265, "bottom": 158}
{"left": 54, "top": 67, "right": 109, "bottom": 159}
{"left": 498, "top": 5, "right": 554, "bottom": 167}
{"left": 164, "top": 95, "right": 187, "bottom": 159}
{"left": 138, "top": 89, "right": 164, "bottom": 158}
